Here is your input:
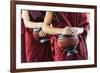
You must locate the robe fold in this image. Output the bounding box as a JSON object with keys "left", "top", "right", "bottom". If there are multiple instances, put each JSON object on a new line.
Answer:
{"left": 50, "top": 12, "right": 90, "bottom": 61}
{"left": 21, "top": 10, "right": 52, "bottom": 62}
{"left": 21, "top": 19, "right": 26, "bottom": 62}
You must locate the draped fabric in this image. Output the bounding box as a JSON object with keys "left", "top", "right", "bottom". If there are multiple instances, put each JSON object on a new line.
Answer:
{"left": 21, "top": 11, "right": 52, "bottom": 62}
{"left": 21, "top": 19, "right": 26, "bottom": 62}
{"left": 50, "top": 12, "right": 90, "bottom": 61}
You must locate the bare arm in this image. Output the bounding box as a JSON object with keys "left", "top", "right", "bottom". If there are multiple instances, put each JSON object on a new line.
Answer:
{"left": 42, "top": 11, "right": 84, "bottom": 36}
{"left": 22, "top": 10, "right": 43, "bottom": 29}
{"left": 42, "top": 11, "right": 63, "bottom": 35}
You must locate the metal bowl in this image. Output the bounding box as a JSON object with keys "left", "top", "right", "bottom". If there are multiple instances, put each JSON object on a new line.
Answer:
{"left": 32, "top": 28, "right": 50, "bottom": 43}
{"left": 32, "top": 28, "right": 41, "bottom": 41}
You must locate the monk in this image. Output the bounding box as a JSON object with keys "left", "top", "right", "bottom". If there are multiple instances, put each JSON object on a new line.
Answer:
{"left": 42, "top": 11, "right": 90, "bottom": 61}
{"left": 21, "top": 10, "right": 53, "bottom": 62}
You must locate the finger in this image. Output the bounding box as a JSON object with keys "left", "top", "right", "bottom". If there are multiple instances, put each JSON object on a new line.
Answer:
{"left": 41, "top": 31, "right": 45, "bottom": 37}
{"left": 39, "top": 31, "right": 43, "bottom": 37}
{"left": 71, "top": 27, "right": 78, "bottom": 35}
{"left": 63, "top": 27, "right": 75, "bottom": 35}
{"left": 66, "top": 28, "right": 74, "bottom": 35}
{"left": 67, "top": 28, "right": 77, "bottom": 36}
{"left": 39, "top": 31, "right": 46, "bottom": 37}
{"left": 42, "top": 32, "right": 47, "bottom": 37}
{"left": 44, "top": 33, "right": 47, "bottom": 36}
{"left": 42, "top": 33, "right": 46, "bottom": 37}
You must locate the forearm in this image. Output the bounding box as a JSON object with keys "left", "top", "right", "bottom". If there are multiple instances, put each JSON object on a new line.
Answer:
{"left": 23, "top": 20, "right": 43, "bottom": 29}
{"left": 44, "top": 11, "right": 53, "bottom": 25}
{"left": 42, "top": 24, "right": 63, "bottom": 35}
{"left": 43, "top": 11, "right": 63, "bottom": 35}
{"left": 22, "top": 10, "right": 43, "bottom": 29}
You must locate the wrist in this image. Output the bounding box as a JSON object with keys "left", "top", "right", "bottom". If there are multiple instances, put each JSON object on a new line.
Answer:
{"left": 37, "top": 22, "right": 43, "bottom": 28}
{"left": 60, "top": 28, "right": 65, "bottom": 35}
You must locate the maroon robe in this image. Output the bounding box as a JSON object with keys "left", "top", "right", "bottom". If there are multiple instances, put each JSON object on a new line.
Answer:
{"left": 21, "top": 19, "right": 26, "bottom": 62}
{"left": 22, "top": 11, "right": 52, "bottom": 62}
{"left": 50, "top": 12, "right": 90, "bottom": 61}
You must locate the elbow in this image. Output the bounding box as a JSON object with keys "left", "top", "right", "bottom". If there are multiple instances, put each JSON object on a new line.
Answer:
{"left": 23, "top": 20, "right": 30, "bottom": 28}
{"left": 24, "top": 22, "right": 29, "bottom": 28}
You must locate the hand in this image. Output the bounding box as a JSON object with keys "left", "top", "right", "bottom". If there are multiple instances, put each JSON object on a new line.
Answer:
{"left": 62, "top": 27, "right": 76, "bottom": 36}
{"left": 72, "top": 27, "right": 84, "bottom": 36}
{"left": 39, "top": 30, "right": 47, "bottom": 37}
{"left": 62, "top": 27, "right": 84, "bottom": 36}
{"left": 37, "top": 23, "right": 47, "bottom": 37}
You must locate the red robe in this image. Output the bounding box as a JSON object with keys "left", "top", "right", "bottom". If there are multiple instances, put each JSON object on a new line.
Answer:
{"left": 50, "top": 12, "right": 90, "bottom": 61}
{"left": 21, "top": 11, "right": 52, "bottom": 62}
{"left": 21, "top": 19, "right": 26, "bottom": 62}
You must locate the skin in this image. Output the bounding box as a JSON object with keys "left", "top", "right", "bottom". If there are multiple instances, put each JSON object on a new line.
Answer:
{"left": 41, "top": 11, "right": 84, "bottom": 36}
{"left": 21, "top": 10, "right": 46, "bottom": 37}
{"left": 22, "top": 10, "right": 84, "bottom": 37}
